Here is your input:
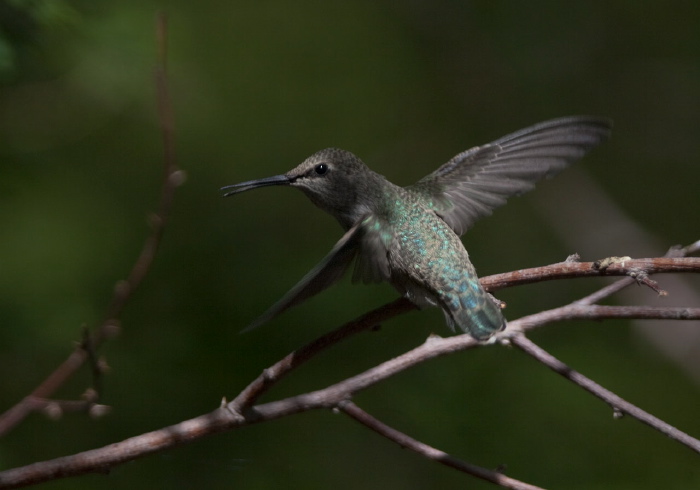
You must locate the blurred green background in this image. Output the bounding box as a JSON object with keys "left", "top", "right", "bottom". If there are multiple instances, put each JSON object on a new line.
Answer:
{"left": 1, "top": 1, "right": 699, "bottom": 489}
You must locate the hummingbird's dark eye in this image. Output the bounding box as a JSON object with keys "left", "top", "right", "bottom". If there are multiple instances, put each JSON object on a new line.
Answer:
{"left": 314, "top": 163, "right": 329, "bottom": 175}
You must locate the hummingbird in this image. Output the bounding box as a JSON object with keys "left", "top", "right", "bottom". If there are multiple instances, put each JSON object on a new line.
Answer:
{"left": 222, "top": 116, "right": 611, "bottom": 340}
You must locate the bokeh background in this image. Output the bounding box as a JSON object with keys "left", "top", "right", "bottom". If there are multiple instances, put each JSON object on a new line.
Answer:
{"left": 1, "top": 1, "right": 699, "bottom": 489}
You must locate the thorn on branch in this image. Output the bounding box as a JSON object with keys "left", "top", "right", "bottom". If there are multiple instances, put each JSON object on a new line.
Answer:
{"left": 97, "top": 357, "right": 111, "bottom": 374}
{"left": 102, "top": 320, "right": 121, "bottom": 340}
{"left": 89, "top": 404, "right": 112, "bottom": 419}
{"left": 82, "top": 388, "right": 99, "bottom": 402}
{"left": 169, "top": 169, "right": 187, "bottom": 187}
{"left": 44, "top": 402, "right": 62, "bottom": 420}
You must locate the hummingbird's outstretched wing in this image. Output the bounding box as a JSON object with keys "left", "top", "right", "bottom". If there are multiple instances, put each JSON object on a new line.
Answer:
{"left": 241, "top": 217, "right": 390, "bottom": 332}
{"left": 408, "top": 116, "right": 612, "bottom": 236}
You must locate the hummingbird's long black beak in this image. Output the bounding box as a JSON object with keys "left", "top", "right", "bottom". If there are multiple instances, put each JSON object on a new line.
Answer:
{"left": 221, "top": 174, "right": 290, "bottom": 197}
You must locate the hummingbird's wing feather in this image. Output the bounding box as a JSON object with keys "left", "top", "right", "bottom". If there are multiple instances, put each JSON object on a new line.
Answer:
{"left": 351, "top": 215, "right": 392, "bottom": 284}
{"left": 408, "top": 116, "right": 612, "bottom": 236}
{"left": 241, "top": 220, "right": 364, "bottom": 332}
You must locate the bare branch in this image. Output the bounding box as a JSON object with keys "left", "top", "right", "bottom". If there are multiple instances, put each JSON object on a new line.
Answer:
{"left": 0, "top": 410, "right": 238, "bottom": 488}
{"left": 0, "top": 333, "right": 482, "bottom": 487}
{"left": 4, "top": 299, "right": 699, "bottom": 488}
{"left": 510, "top": 334, "right": 700, "bottom": 454}
{"left": 235, "top": 255, "right": 700, "bottom": 409}
{"left": 2, "top": 253, "right": 700, "bottom": 487}
{"left": 512, "top": 305, "right": 700, "bottom": 332}
{"left": 0, "top": 12, "right": 182, "bottom": 438}
{"left": 234, "top": 298, "right": 415, "bottom": 408}
{"left": 572, "top": 242, "right": 699, "bottom": 306}
{"left": 483, "top": 257, "right": 700, "bottom": 292}
{"left": 339, "top": 401, "right": 545, "bottom": 490}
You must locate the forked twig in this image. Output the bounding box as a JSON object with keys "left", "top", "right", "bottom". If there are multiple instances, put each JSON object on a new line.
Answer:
{"left": 0, "top": 12, "right": 182, "bottom": 438}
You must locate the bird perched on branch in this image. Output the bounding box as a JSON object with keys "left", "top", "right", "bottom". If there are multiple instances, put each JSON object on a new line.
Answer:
{"left": 222, "top": 116, "right": 611, "bottom": 340}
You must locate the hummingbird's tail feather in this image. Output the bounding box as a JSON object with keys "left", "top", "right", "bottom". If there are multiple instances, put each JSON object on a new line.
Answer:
{"left": 454, "top": 303, "right": 506, "bottom": 340}
{"left": 442, "top": 290, "right": 506, "bottom": 340}
{"left": 240, "top": 220, "right": 364, "bottom": 333}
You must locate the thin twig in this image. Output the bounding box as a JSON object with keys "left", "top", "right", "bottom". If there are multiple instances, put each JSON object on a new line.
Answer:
{"left": 510, "top": 305, "right": 700, "bottom": 332}
{"left": 81, "top": 327, "right": 104, "bottom": 402}
{"left": 678, "top": 239, "right": 700, "bottom": 256}
{"left": 233, "top": 298, "right": 415, "bottom": 408}
{"left": 0, "top": 12, "right": 181, "bottom": 438}
{"left": 510, "top": 334, "right": 700, "bottom": 454}
{"left": 572, "top": 277, "right": 636, "bottom": 305}
{"left": 339, "top": 401, "right": 545, "bottom": 490}
{"left": 484, "top": 257, "right": 700, "bottom": 292}
{"left": 573, "top": 242, "right": 697, "bottom": 305}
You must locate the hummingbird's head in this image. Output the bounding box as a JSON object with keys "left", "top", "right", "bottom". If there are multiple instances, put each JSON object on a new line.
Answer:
{"left": 222, "top": 148, "right": 378, "bottom": 229}
{"left": 285, "top": 148, "right": 377, "bottom": 228}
